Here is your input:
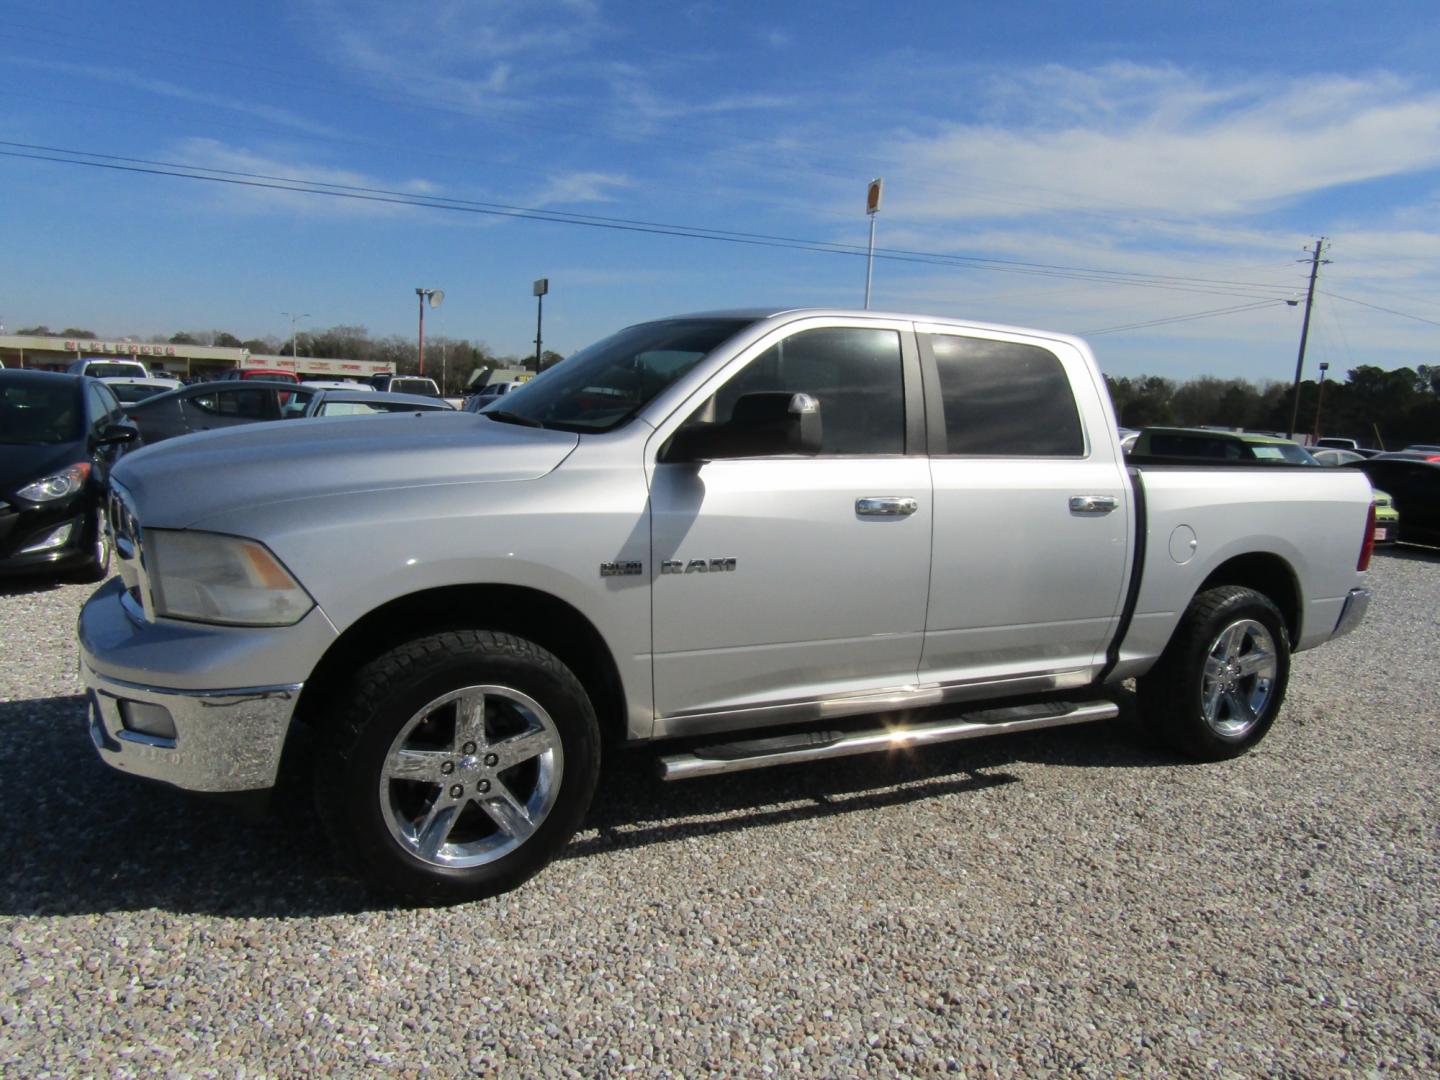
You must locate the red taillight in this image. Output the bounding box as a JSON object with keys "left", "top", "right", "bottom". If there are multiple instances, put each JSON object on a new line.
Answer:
{"left": 1357, "top": 502, "right": 1376, "bottom": 571}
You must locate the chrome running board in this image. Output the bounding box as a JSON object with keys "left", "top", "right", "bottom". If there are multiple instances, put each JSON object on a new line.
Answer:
{"left": 657, "top": 699, "right": 1119, "bottom": 781}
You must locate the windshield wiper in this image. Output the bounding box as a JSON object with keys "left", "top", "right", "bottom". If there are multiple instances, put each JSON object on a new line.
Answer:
{"left": 484, "top": 410, "right": 545, "bottom": 428}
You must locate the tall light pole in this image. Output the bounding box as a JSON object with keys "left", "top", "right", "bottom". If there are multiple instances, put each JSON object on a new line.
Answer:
{"left": 281, "top": 311, "right": 309, "bottom": 361}
{"left": 1286, "top": 237, "right": 1330, "bottom": 440}
{"left": 864, "top": 178, "right": 883, "bottom": 310}
{"left": 1312, "top": 361, "right": 1330, "bottom": 442}
{"left": 415, "top": 288, "right": 444, "bottom": 376}
{"left": 533, "top": 278, "right": 549, "bottom": 370}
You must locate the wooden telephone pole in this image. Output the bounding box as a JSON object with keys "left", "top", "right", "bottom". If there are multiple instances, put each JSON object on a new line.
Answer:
{"left": 1286, "top": 237, "right": 1331, "bottom": 440}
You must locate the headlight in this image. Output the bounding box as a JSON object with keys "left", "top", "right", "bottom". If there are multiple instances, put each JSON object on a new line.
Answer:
{"left": 17, "top": 462, "right": 90, "bottom": 503}
{"left": 148, "top": 530, "right": 315, "bottom": 626}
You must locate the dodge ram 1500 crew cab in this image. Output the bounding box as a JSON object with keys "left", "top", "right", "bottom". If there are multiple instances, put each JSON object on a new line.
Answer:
{"left": 79, "top": 308, "right": 1375, "bottom": 902}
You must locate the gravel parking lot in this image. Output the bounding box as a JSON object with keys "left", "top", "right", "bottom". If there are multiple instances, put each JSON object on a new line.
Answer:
{"left": 1, "top": 550, "right": 1437, "bottom": 1076}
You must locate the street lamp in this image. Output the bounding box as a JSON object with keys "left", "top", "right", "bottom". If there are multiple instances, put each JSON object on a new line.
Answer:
{"left": 415, "top": 288, "right": 444, "bottom": 376}
{"left": 1312, "top": 361, "right": 1330, "bottom": 443}
{"left": 864, "top": 178, "right": 882, "bottom": 310}
{"left": 533, "top": 278, "right": 549, "bottom": 370}
{"left": 281, "top": 311, "right": 309, "bottom": 361}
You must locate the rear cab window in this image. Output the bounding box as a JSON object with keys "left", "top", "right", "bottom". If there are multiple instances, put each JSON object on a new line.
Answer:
{"left": 924, "top": 334, "right": 1084, "bottom": 456}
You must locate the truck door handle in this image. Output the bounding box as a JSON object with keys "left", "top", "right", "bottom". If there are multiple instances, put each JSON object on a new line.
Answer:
{"left": 856, "top": 497, "right": 919, "bottom": 517}
{"left": 1070, "top": 495, "right": 1119, "bottom": 514}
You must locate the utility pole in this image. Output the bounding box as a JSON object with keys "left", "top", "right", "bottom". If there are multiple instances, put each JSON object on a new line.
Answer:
{"left": 1286, "top": 237, "right": 1330, "bottom": 440}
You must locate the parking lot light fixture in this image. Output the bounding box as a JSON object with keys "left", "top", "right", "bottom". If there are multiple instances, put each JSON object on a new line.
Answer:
{"left": 281, "top": 312, "right": 309, "bottom": 360}
{"left": 416, "top": 289, "right": 444, "bottom": 376}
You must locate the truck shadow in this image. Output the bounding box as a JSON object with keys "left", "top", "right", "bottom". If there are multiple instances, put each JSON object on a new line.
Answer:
{"left": 0, "top": 692, "right": 1176, "bottom": 918}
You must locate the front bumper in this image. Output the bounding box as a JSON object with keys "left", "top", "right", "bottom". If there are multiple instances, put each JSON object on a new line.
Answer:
{"left": 79, "top": 575, "right": 336, "bottom": 793}
{"left": 84, "top": 661, "right": 302, "bottom": 793}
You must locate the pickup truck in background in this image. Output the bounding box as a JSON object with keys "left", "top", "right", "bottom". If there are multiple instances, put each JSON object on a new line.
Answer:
{"left": 78, "top": 308, "right": 1375, "bottom": 902}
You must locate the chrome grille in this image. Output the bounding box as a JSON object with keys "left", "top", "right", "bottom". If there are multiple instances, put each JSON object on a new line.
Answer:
{"left": 107, "top": 482, "right": 150, "bottom": 615}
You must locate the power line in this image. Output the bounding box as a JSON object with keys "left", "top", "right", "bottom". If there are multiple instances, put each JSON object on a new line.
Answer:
{"left": 1083, "top": 299, "right": 1289, "bottom": 336}
{"left": 0, "top": 12, "right": 1345, "bottom": 238}
{"left": 0, "top": 140, "right": 1298, "bottom": 302}
{"left": 1320, "top": 290, "right": 1440, "bottom": 329}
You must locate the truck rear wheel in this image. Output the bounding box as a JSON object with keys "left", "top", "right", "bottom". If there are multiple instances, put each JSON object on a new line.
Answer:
{"left": 1138, "top": 585, "right": 1291, "bottom": 761}
{"left": 316, "top": 630, "right": 600, "bottom": 903}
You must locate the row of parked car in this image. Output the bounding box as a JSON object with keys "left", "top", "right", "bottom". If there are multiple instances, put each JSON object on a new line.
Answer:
{"left": 0, "top": 366, "right": 467, "bottom": 581}
{"left": 1121, "top": 425, "right": 1439, "bottom": 547}
{"left": 3, "top": 368, "right": 1437, "bottom": 583}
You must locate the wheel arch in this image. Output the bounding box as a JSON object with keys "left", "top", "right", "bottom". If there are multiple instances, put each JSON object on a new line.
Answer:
{"left": 291, "top": 584, "right": 629, "bottom": 745}
{"left": 1196, "top": 551, "right": 1301, "bottom": 646}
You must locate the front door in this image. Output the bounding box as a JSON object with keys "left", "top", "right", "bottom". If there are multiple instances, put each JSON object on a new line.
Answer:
{"left": 648, "top": 320, "right": 932, "bottom": 732}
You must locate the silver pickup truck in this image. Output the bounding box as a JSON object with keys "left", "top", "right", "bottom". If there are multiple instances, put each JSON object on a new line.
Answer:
{"left": 79, "top": 308, "right": 1375, "bottom": 902}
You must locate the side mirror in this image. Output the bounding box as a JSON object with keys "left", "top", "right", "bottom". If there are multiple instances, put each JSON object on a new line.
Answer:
{"left": 95, "top": 423, "right": 140, "bottom": 447}
{"left": 665, "top": 392, "right": 823, "bottom": 461}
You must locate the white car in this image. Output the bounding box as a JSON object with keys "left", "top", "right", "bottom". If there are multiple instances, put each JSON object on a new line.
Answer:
{"left": 301, "top": 380, "right": 374, "bottom": 392}
{"left": 68, "top": 358, "right": 151, "bottom": 380}
{"left": 100, "top": 375, "right": 183, "bottom": 405}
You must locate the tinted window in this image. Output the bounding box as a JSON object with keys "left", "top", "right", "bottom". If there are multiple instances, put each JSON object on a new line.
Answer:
{"left": 85, "top": 383, "right": 115, "bottom": 428}
{"left": 194, "top": 388, "right": 273, "bottom": 418}
{"left": 929, "top": 335, "right": 1083, "bottom": 456}
{"left": 81, "top": 362, "right": 148, "bottom": 379}
{"left": 0, "top": 381, "right": 81, "bottom": 444}
{"left": 690, "top": 327, "right": 905, "bottom": 455}
{"left": 1148, "top": 433, "right": 1245, "bottom": 460}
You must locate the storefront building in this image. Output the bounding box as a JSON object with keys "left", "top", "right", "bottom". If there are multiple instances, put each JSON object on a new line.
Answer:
{"left": 0, "top": 334, "right": 393, "bottom": 381}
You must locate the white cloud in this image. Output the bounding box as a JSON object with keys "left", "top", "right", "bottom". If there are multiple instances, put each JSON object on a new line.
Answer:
{"left": 168, "top": 138, "right": 440, "bottom": 217}
{"left": 528, "top": 171, "right": 633, "bottom": 207}
{"left": 307, "top": 0, "right": 609, "bottom": 118}
{"left": 8, "top": 57, "right": 336, "bottom": 138}
{"left": 881, "top": 66, "right": 1440, "bottom": 221}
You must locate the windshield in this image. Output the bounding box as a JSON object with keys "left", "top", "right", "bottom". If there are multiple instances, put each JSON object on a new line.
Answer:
{"left": 0, "top": 381, "right": 82, "bottom": 444}
{"left": 484, "top": 318, "right": 752, "bottom": 432}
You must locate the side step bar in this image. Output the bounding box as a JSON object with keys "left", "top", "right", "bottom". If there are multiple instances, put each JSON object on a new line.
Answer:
{"left": 658, "top": 699, "right": 1119, "bottom": 781}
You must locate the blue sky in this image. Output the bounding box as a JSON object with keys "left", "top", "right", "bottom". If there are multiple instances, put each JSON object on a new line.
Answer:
{"left": 2, "top": 0, "right": 1438, "bottom": 381}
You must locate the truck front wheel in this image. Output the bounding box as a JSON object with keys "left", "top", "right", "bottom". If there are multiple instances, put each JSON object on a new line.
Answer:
{"left": 1138, "top": 585, "right": 1291, "bottom": 761}
{"left": 316, "top": 630, "right": 600, "bottom": 903}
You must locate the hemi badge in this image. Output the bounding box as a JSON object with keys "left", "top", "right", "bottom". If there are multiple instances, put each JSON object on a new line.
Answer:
{"left": 600, "top": 561, "right": 644, "bottom": 577}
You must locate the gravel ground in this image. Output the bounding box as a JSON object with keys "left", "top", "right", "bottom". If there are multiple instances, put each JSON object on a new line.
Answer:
{"left": 1, "top": 550, "right": 1437, "bottom": 1076}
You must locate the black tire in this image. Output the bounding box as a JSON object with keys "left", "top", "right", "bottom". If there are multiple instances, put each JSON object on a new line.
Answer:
{"left": 316, "top": 630, "right": 600, "bottom": 903}
{"left": 69, "top": 511, "right": 112, "bottom": 584}
{"left": 1137, "top": 585, "right": 1291, "bottom": 761}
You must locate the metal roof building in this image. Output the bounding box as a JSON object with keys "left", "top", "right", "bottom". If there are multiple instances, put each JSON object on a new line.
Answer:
{"left": 0, "top": 334, "right": 393, "bottom": 379}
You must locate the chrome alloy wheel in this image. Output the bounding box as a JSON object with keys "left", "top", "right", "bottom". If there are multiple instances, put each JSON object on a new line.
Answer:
{"left": 1200, "top": 619, "right": 1278, "bottom": 739}
{"left": 378, "top": 685, "right": 564, "bottom": 868}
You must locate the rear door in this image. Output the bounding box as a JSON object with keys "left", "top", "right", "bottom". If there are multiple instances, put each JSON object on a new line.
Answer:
{"left": 918, "top": 328, "right": 1130, "bottom": 691}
